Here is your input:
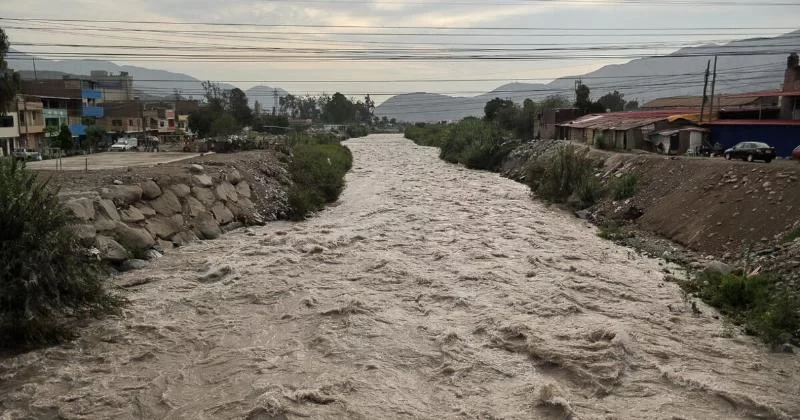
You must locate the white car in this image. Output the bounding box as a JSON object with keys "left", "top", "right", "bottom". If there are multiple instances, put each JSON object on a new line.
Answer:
{"left": 110, "top": 137, "right": 139, "bottom": 152}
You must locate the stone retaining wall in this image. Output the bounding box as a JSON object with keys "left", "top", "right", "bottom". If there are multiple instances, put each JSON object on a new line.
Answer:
{"left": 61, "top": 164, "right": 259, "bottom": 265}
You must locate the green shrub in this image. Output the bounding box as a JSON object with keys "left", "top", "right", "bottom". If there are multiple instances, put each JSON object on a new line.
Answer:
{"left": 526, "top": 145, "right": 600, "bottom": 206}
{"left": 783, "top": 226, "right": 800, "bottom": 243}
{"left": 404, "top": 123, "right": 450, "bottom": 147}
{"left": 597, "top": 222, "right": 625, "bottom": 240}
{"left": 286, "top": 141, "right": 353, "bottom": 220}
{"left": 0, "top": 160, "right": 123, "bottom": 346}
{"left": 611, "top": 173, "right": 637, "bottom": 200}
{"left": 686, "top": 271, "right": 800, "bottom": 346}
{"left": 345, "top": 125, "right": 370, "bottom": 139}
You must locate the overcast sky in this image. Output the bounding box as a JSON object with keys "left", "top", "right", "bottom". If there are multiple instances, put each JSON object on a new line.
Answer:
{"left": 1, "top": 0, "right": 798, "bottom": 103}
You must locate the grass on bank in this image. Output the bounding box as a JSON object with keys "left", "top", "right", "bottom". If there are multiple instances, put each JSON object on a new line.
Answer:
{"left": 525, "top": 145, "right": 601, "bottom": 209}
{"left": 684, "top": 271, "right": 799, "bottom": 346}
{"left": 286, "top": 134, "right": 354, "bottom": 220}
{"left": 0, "top": 160, "right": 124, "bottom": 348}
{"left": 611, "top": 173, "right": 637, "bottom": 200}
{"left": 784, "top": 226, "right": 800, "bottom": 243}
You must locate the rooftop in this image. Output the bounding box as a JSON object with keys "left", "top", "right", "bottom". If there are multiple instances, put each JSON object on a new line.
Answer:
{"left": 558, "top": 109, "right": 703, "bottom": 130}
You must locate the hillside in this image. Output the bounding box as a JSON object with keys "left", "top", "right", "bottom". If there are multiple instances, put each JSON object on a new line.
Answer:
{"left": 376, "top": 30, "right": 800, "bottom": 122}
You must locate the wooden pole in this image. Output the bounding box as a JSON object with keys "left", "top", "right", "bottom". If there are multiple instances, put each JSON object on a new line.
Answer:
{"left": 699, "top": 60, "right": 711, "bottom": 123}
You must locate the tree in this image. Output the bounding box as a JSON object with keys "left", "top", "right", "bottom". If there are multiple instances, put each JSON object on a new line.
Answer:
{"left": 484, "top": 97, "right": 516, "bottom": 121}
{"left": 597, "top": 90, "right": 626, "bottom": 112}
{"left": 322, "top": 93, "right": 356, "bottom": 124}
{"left": 575, "top": 83, "right": 592, "bottom": 112}
{"left": 0, "top": 27, "right": 20, "bottom": 113}
{"left": 210, "top": 114, "right": 239, "bottom": 137}
{"left": 188, "top": 108, "right": 217, "bottom": 138}
{"left": 515, "top": 99, "right": 538, "bottom": 141}
{"left": 202, "top": 81, "right": 226, "bottom": 112}
{"left": 55, "top": 125, "right": 72, "bottom": 151}
{"left": 540, "top": 95, "right": 571, "bottom": 110}
{"left": 624, "top": 100, "right": 640, "bottom": 111}
{"left": 389, "top": 118, "right": 397, "bottom": 125}
{"left": 229, "top": 88, "right": 253, "bottom": 127}
{"left": 253, "top": 114, "right": 289, "bottom": 134}
{"left": 85, "top": 125, "right": 105, "bottom": 153}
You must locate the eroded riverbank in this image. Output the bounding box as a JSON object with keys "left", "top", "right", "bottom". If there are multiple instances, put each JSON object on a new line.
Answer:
{"left": 1, "top": 134, "right": 798, "bottom": 419}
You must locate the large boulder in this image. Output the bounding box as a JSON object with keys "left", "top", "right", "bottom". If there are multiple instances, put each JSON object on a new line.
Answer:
{"left": 225, "top": 168, "right": 243, "bottom": 184}
{"left": 145, "top": 216, "right": 182, "bottom": 240}
{"left": 228, "top": 200, "right": 257, "bottom": 223}
{"left": 211, "top": 201, "right": 235, "bottom": 225}
{"left": 140, "top": 180, "right": 162, "bottom": 200}
{"left": 215, "top": 181, "right": 239, "bottom": 203}
{"left": 65, "top": 198, "right": 96, "bottom": 222}
{"left": 192, "top": 187, "right": 216, "bottom": 207}
{"left": 183, "top": 195, "right": 207, "bottom": 218}
{"left": 193, "top": 174, "right": 214, "bottom": 187}
{"left": 95, "top": 235, "right": 129, "bottom": 262}
{"left": 93, "top": 214, "right": 117, "bottom": 233}
{"left": 120, "top": 259, "right": 150, "bottom": 272}
{"left": 120, "top": 206, "right": 146, "bottom": 223}
{"left": 171, "top": 230, "right": 199, "bottom": 246}
{"left": 135, "top": 203, "right": 157, "bottom": 217}
{"left": 194, "top": 212, "right": 222, "bottom": 240}
{"left": 70, "top": 224, "right": 97, "bottom": 247}
{"left": 189, "top": 164, "right": 205, "bottom": 174}
{"left": 149, "top": 190, "right": 182, "bottom": 217}
{"left": 113, "top": 221, "right": 155, "bottom": 252}
{"left": 171, "top": 183, "right": 191, "bottom": 198}
{"left": 100, "top": 185, "right": 143, "bottom": 206}
{"left": 236, "top": 181, "right": 252, "bottom": 198}
{"left": 703, "top": 260, "right": 733, "bottom": 276}
{"left": 95, "top": 199, "right": 121, "bottom": 222}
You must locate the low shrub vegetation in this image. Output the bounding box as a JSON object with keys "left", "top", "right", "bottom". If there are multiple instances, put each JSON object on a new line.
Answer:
{"left": 286, "top": 134, "right": 353, "bottom": 220}
{"left": 345, "top": 124, "right": 370, "bottom": 139}
{"left": 684, "top": 271, "right": 799, "bottom": 346}
{"left": 525, "top": 145, "right": 601, "bottom": 208}
{"left": 405, "top": 119, "right": 518, "bottom": 171}
{"left": 783, "top": 226, "right": 800, "bottom": 243}
{"left": 597, "top": 222, "right": 626, "bottom": 240}
{"left": 611, "top": 173, "right": 637, "bottom": 200}
{"left": 0, "top": 160, "right": 123, "bottom": 347}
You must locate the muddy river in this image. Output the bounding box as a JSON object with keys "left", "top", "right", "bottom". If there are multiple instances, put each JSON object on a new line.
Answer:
{"left": 2, "top": 134, "right": 799, "bottom": 419}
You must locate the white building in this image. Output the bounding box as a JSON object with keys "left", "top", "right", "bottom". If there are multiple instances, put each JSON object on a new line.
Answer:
{"left": 0, "top": 111, "right": 20, "bottom": 157}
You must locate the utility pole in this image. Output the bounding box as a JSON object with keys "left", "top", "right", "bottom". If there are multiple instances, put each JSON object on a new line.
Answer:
{"left": 708, "top": 55, "right": 718, "bottom": 121}
{"left": 699, "top": 60, "right": 711, "bottom": 123}
{"left": 273, "top": 88, "right": 278, "bottom": 116}
{"left": 32, "top": 57, "right": 38, "bottom": 80}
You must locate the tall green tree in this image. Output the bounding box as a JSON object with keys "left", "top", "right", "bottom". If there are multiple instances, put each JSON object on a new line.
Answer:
{"left": 0, "top": 27, "right": 20, "bottom": 113}
{"left": 597, "top": 90, "right": 626, "bottom": 112}
{"left": 210, "top": 114, "right": 239, "bottom": 137}
{"left": 55, "top": 125, "right": 72, "bottom": 151}
{"left": 323, "top": 93, "right": 356, "bottom": 124}
{"left": 228, "top": 88, "right": 253, "bottom": 126}
{"left": 624, "top": 100, "right": 640, "bottom": 111}
{"left": 540, "top": 95, "right": 571, "bottom": 110}
{"left": 85, "top": 125, "right": 105, "bottom": 153}
{"left": 188, "top": 108, "right": 217, "bottom": 138}
{"left": 574, "top": 83, "right": 607, "bottom": 114}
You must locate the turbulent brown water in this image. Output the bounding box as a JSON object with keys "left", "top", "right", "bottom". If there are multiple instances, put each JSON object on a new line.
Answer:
{"left": 2, "top": 134, "right": 799, "bottom": 419}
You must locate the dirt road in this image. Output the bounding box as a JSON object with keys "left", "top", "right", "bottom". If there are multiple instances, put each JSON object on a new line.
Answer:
{"left": 2, "top": 134, "right": 798, "bottom": 419}
{"left": 25, "top": 152, "right": 201, "bottom": 171}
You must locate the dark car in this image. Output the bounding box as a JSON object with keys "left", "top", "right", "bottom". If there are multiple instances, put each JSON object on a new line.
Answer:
{"left": 793, "top": 145, "right": 800, "bottom": 161}
{"left": 724, "top": 142, "right": 776, "bottom": 163}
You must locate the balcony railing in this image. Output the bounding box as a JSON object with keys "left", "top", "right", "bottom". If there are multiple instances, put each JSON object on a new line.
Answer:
{"left": 82, "top": 105, "right": 104, "bottom": 118}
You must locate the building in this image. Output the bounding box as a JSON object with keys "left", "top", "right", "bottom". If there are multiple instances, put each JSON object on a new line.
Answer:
{"left": 100, "top": 101, "right": 143, "bottom": 135}
{"left": 0, "top": 111, "right": 19, "bottom": 157}
{"left": 86, "top": 70, "right": 134, "bottom": 101}
{"left": 537, "top": 108, "right": 581, "bottom": 139}
{"left": 705, "top": 120, "right": 800, "bottom": 157}
{"left": 143, "top": 103, "right": 176, "bottom": 134}
{"left": 16, "top": 96, "right": 45, "bottom": 150}
{"left": 642, "top": 94, "right": 778, "bottom": 113}
{"left": 20, "top": 78, "right": 105, "bottom": 138}
{"left": 557, "top": 109, "right": 706, "bottom": 153}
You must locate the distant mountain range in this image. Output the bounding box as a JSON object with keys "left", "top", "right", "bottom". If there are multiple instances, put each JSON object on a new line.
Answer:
{"left": 375, "top": 30, "right": 800, "bottom": 122}
{"left": 7, "top": 29, "right": 799, "bottom": 122}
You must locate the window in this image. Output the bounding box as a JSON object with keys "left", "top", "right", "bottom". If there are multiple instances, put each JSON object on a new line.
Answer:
{"left": 18, "top": 112, "right": 25, "bottom": 124}
{"left": 160, "top": 121, "right": 165, "bottom": 127}
{"left": 112, "top": 119, "right": 123, "bottom": 126}
{"left": 0, "top": 115, "right": 13, "bottom": 128}
{"left": 129, "top": 119, "right": 134, "bottom": 126}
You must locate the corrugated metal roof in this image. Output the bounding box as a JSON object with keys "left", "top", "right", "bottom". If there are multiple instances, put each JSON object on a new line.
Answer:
{"left": 642, "top": 95, "right": 765, "bottom": 109}
{"left": 725, "top": 89, "right": 800, "bottom": 98}
{"left": 558, "top": 109, "right": 702, "bottom": 130}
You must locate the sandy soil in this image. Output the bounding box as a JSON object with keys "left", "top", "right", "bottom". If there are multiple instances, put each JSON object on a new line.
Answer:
{"left": 1, "top": 134, "right": 798, "bottom": 419}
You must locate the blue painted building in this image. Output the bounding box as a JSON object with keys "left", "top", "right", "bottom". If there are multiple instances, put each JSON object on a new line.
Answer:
{"left": 706, "top": 120, "right": 800, "bottom": 157}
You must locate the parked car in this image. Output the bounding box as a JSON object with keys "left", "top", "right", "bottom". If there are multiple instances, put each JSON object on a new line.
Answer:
{"left": 12, "top": 149, "right": 42, "bottom": 161}
{"left": 110, "top": 137, "right": 139, "bottom": 152}
{"left": 793, "top": 145, "right": 800, "bottom": 161}
{"left": 724, "top": 142, "right": 776, "bottom": 163}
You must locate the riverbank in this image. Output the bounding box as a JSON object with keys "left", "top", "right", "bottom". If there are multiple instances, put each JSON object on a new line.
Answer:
{"left": 2, "top": 134, "right": 798, "bottom": 419}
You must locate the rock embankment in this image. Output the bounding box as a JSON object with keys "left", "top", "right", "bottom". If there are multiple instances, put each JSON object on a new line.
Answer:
{"left": 60, "top": 164, "right": 263, "bottom": 267}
